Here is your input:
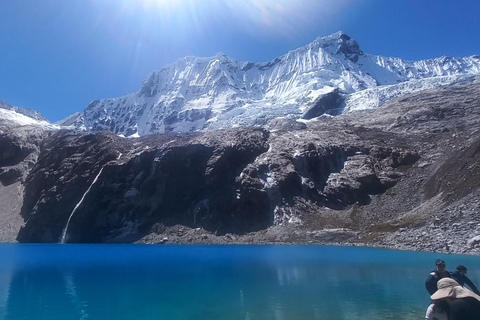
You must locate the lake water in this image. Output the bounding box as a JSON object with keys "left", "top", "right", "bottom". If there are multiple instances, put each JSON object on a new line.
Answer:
{"left": 0, "top": 244, "right": 479, "bottom": 320}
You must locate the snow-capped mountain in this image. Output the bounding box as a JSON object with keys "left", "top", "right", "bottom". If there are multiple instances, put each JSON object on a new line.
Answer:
{"left": 0, "top": 101, "right": 60, "bottom": 130}
{"left": 0, "top": 101, "right": 48, "bottom": 122}
{"left": 59, "top": 32, "right": 480, "bottom": 136}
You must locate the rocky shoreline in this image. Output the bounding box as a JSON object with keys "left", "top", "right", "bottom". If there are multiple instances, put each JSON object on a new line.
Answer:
{"left": 132, "top": 222, "right": 480, "bottom": 256}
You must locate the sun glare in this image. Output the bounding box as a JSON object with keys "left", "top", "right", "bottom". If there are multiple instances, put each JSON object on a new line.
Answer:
{"left": 89, "top": 0, "right": 354, "bottom": 66}
{"left": 221, "top": 0, "right": 354, "bottom": 38}
{"left": 126, "top": 0, "right": 183, "bottom": 11}
{"left": 113, "top": 0, "right": 351, "bottom": 33}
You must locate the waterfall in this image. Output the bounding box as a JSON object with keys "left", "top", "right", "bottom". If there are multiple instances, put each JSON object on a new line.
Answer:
{"left": 60, "top": 167, "right": 104, "bottom": 243}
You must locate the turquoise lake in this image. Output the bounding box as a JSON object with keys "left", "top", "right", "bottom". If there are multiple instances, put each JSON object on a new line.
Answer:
{"left": 0, "top": 244, "right": 479, "bottom": 320}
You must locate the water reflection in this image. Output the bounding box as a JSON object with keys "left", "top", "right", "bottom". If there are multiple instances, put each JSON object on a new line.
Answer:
{"left": 0, "top": 270, "right": 12, "bottom": 320}
{"left": 5, "top": 268, "right": 73, "bottom": 319}
{"left": 63, "top": 272, "right": 89, "bottom": 320}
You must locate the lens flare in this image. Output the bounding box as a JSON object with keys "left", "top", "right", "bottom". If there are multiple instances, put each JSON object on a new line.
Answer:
{"left": 84, "top": 0, "right": 354, "bottom": 71}
{"left": 105, "top": 0, "right": 353, "bottom": 39}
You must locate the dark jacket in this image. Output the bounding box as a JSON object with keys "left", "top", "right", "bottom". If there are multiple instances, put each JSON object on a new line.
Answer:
{"left": 426, "top": 270, "right": 451, "bottom": 295}
{"left": 448, "top": 297, "right": 480, "bottom": 320}
{"left": 450, "top": 270, "right": 480, "bottom": 295}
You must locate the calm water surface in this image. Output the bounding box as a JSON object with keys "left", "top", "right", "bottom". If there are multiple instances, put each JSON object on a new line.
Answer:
{"left": 0, "top": 244, "right": 479, "bottom": 320}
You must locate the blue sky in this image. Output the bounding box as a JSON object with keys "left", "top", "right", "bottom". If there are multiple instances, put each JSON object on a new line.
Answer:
{"left": 1, "top": 0, "right": 479, "bottom": 122}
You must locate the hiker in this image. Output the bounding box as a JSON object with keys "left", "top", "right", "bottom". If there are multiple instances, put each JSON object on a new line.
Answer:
{"left": 429, "top": 278, "right": 480, "bottom": 320}
{"left": 450, "top": 265, "right": 480, "bottom": 295}
{"left": 426, "top": 259, "right": 451, "bottom": 295}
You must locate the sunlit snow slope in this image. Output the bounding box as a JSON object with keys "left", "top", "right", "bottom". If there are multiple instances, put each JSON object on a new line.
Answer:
{"left": 59, "top": 32, "right": 480, "bottom": 136}
{"left": 0, "top": 102, "right": 60, "bottom": 130}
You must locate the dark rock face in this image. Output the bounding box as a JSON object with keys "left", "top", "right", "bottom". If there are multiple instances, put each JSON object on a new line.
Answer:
{"left": 4, "top": 79, "right": 480, "bottom": 254}
{"left": 15, "top": 119, "right": 418, "bottom": 244}
{"left": 66, "top": 129, "right": 271, "bottom": 243}
{"left": 301, "top": 89, "right": 344, "bottom": 119}
{"left": 17, "top": 130, "right": 126, "bottom": 242}
{"left": 16, "top": 128, "right": 271, "bottom": 242}
{"left": 0, "top": 121, "right": 45, "bottom": 186}
{"left": 335, "top": 33, "right": 363, "bottom": 62}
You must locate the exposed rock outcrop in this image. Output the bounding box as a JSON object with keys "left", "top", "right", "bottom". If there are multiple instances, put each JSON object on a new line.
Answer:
{"left": 0, "top": 120, "right": 47, "bottom": 241}
{"left": 15, "top": 123, "right": 417, "bottom": 244}
{"left": 0, "top": 120, "right": 45, "bottom": 186}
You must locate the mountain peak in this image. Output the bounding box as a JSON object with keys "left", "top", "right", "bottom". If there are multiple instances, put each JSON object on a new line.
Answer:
{"left": 322, "top": 30, "right": 348, "bottom": 40}
{"left": 214, "top": 52, "right": 228, "bottom": 59}
{"left": 311, "top": 31, "right": 363, "bottom": 62}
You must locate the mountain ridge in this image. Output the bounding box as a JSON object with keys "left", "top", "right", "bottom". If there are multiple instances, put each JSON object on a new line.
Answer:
{"left": 0, "top": 101, "right": 48, "bottom": 122}
{"left": 60, "top": 31, "right": 479, "bottom": 137}
{"left": 1, "top": 32, "right": 479, "bottom": 136}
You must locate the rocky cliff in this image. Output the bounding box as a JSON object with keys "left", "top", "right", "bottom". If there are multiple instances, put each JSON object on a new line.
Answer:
{"left": 2, "top": 79, "right": 480, "bottom": 254}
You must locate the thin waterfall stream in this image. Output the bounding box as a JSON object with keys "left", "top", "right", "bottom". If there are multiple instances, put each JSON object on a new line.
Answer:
{"left": 60, "top": 167, "right": 105, "bottom": 243}
{"left": 60, "top": 152, "right": 122, "bottom": 243}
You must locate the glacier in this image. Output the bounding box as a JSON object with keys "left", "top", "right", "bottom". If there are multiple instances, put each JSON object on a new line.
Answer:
{"left": 14, "top": 32, "right": 480, "bottom": 135}
{"left": 0, "top": 106, "right": 61, "bottom": 131}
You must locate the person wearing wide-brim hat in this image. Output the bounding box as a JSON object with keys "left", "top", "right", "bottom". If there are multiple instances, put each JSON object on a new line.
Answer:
{"left": 429, "top": 278, "right": 480, "bottom": 320}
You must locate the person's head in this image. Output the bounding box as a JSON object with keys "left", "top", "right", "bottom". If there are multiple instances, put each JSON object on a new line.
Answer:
{"left": 435, "top": 259, "right": 446, "bottom": 272}
{"left": 456, "top": 265, "right": 467, "bottom": 275}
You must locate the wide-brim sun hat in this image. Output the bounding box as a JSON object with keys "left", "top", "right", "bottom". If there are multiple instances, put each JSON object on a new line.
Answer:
{"left": 431, "top": 278, "right": 458, "bottom": 300}
{"left": 431, "top": 278, "right": 480, "bottom": 302}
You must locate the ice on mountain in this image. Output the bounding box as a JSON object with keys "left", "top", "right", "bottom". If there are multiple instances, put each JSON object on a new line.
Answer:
{"left": 2, "top": 32, "right": 479, "bottom": 136}
{"left": 342, "top": 74, "right": 476, "bottom": 114}
{"left": 78, "top": 32, "right": 478, "bottom": 136}
{"left": 0, "top": 108, "right": 60, "bottom": 130}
